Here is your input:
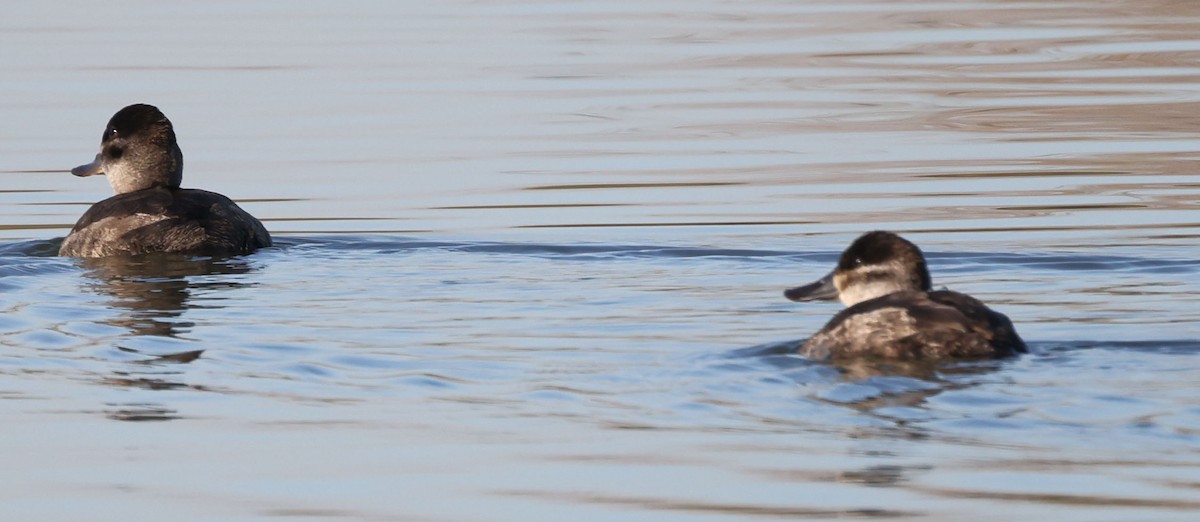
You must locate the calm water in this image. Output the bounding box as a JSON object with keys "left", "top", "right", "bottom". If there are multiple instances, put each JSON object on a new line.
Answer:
{"left": 2, "top": 0, "right": 1200, "bottom": 520}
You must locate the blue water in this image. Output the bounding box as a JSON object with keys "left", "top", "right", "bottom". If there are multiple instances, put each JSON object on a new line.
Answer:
{"left": 4, "top": 0, "right": 1200, "bottom": 520}
{"left": 2, "top": 236, "right": 1198, "bottom": 519}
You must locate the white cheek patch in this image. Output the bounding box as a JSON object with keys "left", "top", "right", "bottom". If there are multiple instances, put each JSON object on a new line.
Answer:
{"left": 103, "top": 161, "right": 159, "bottom": 194}
{"left": 836, "top": 262, "right": 912, "bottom": 306}
{"left": 839, "top": 280, "right": 906, "bottom": 306}
{"left": 105, "top": 163, "right": 135, "bottom": 194}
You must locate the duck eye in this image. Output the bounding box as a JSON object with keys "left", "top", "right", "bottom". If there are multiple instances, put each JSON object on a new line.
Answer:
{"left": 853, "top": 257, "right": 864, "bottom": 266}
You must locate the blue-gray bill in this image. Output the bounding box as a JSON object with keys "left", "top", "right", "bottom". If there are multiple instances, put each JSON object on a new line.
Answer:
{"left": 71, "top": 154, "right": 104, "bottom": 177}
{"left": 784, "top": 270, "right": 837, "bottom": 302}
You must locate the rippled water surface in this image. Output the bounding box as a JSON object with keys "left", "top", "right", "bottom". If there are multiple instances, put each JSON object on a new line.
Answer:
{"left": 2, "top": 1, "right": 1199, "bottom": 520}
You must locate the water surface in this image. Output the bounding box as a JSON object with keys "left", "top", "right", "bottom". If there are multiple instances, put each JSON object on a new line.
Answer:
{"left": 2, "top": 0, "right": 1199, "bottom": 520}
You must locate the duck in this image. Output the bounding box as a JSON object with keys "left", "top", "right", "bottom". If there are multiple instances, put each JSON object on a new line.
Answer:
{"left": 59, "top": 104, "right": 271, "bottom": 258}
{"left": 784, "top": 231, "right": 1026, "bottom": 360}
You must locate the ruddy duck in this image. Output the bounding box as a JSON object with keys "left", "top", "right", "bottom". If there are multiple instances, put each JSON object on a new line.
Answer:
{"left": 784, "top": 231, "right": 1026, "bottom": 360}
{"left": 59, "top": 104, "right": 271, "bottom": 258}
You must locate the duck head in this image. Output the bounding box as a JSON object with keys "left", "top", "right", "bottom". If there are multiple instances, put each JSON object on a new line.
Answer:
{"left": 72, "top": 104, "right": 183, "bottom": 194}
{"left": 785, "top": 231, "right": 932, "bottom": 307}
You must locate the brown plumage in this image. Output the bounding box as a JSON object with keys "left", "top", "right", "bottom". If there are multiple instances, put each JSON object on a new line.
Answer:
{"left": 785, "top": 231, "right": 1026, "bottom": 360}
{"left": 60, "top": 104, "right": 271, "bottom": 258}
{"left": 60, "top": 186, "right": 271, "bottom": 258}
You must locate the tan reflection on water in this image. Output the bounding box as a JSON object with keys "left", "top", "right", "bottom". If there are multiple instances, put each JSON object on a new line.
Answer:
{"left": 2, "top": 1, "right": 1196, "bottom": 245}
{"left": 446, "top": 0, "right": 1200, "bottom": 245}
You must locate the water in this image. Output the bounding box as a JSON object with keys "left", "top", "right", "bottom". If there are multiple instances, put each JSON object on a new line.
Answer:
{"left": 2, "top": 0, "right": 1199, "bottom": 520}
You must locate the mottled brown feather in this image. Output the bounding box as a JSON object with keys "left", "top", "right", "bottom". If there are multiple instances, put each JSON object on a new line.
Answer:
{"left": 60, "top": 187, "right": 271, "bottom": 258}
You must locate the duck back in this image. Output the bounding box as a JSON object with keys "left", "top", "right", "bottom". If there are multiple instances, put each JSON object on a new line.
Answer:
{"left": 800, "top": 290, "right": 1026, "bottom": 360}
{"left": 60, "top": 187, "right": 271, "bottom": 258}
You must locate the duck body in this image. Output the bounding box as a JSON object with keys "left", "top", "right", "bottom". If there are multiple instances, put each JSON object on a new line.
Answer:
{"left": 59, "top": 104, "right": 271, "bottom": 258}
{"left": 786, "top": 231, "right": 1026, "bottom": 360}
{"left": 799, "top": 288, "right": 1025, "bottom": 360}
{"left": 59, "top": 186, "right": 271, "bottom": 258}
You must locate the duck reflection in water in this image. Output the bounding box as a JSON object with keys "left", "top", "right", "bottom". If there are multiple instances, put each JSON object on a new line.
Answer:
{"left": 77, "top": 252, "right": 257, "bottom": 417}
{"left": 79, "top": 252, "right": 256, "bottom": 340}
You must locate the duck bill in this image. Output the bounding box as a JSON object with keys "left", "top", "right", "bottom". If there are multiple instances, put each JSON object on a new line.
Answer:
{"left": 71, "top": 154, "right": 104, "bottom": 177}
{"left": 784, "top": 270, "right": 839, "bottom": 302}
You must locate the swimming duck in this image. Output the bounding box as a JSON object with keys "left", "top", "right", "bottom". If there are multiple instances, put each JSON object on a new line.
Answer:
{"left": 784, "top": 231, "right": 1026, "bottom": 360}
{"left": 59, "top": 104, "right": 271, "bottom": 258}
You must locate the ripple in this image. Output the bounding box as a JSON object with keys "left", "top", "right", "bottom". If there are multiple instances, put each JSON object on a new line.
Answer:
{"left": 3, "top": 0, "right": 1200, "bottom": 519}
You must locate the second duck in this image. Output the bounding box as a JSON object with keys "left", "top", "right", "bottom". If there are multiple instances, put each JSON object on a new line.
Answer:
{"left": 785, "top": 231, "right": 1026, "bottom": 360}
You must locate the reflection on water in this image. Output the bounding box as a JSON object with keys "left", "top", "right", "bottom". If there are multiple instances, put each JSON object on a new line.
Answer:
{"left": 1, "top": 0, "right": 1200, "bottom": 520}
{"left": 2, "top": 0, "right": 1199, "bottom": 249}
{"left": 78, "top": 254, "right": 257, "bottom": 338}
{"left": 72, "top": 253, "right": 255, "bottom": 421}
{"left": 5, "top": 238, "right": 1196, "bottom": 519}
